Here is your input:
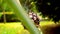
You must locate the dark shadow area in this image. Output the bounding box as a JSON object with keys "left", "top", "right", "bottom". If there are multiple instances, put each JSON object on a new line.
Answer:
{"left": 41, "top": 24, "right": 60, "bottom": 34}
{"left": 0, "top": 14, "right": 21, "bottom": 22}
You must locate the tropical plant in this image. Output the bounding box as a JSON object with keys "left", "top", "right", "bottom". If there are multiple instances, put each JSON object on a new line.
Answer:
{"left": 0, "top": 0, "right": 16, "bottom": 22}
{"left": 5, "top": 0, "right": 40, "bottom": 34}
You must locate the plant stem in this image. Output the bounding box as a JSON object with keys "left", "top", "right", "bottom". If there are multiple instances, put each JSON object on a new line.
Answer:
{"left": 3, "top": 10, "right": 6, "bottom": 23}
{"left": 6, "top": 0, "right": 40, "bottom": 34}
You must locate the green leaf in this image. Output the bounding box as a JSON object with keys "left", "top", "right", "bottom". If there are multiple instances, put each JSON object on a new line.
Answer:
{"left": 2, "top": 3, "right": 7, "bottom": 10}
{"left": 0, "top": 14, "right": 2, "bottom": 18}
{"left": 6, "top": 0, "right": 40, "bottom": 34}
